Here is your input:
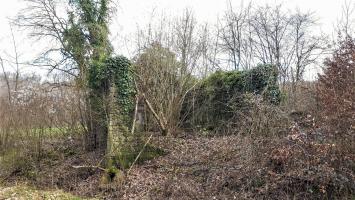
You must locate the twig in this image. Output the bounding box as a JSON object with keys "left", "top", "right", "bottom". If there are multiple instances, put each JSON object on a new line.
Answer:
{"left": 131, "top": 94, "right": 140, "bottom": 134}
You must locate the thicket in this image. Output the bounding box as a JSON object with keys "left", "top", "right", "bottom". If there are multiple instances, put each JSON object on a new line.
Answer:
{"left": 134, "top": 43, "right": 197, "bottom": 136}
{"left": 0, "top": 76, "right": 83, "bottom": 180}
{"left": 183, "top": 64, "right": 281, "bottom": 131}
{"left": 232, "top": 37, "right": 355, "bottom": 199}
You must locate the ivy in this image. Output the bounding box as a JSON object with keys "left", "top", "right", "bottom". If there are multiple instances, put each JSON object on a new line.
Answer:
{"left": 88, "top": 56, "right": 135, "bottom": 127}
{"left": 104, "top": 56, "right": 135, "bottom": 126}
{"left": 182, "top": 64, "right": 281, "bottom": 130}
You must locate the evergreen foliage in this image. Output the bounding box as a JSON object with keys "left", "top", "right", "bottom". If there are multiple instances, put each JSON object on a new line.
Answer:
{"left": 89, "top": 56, "right": 135, "bottom": 126}
{"left": 183, "top": 64, "right": 281, "bottom": 130}
{"left": 105, "top": 56, "right": 135, "bottom": 125}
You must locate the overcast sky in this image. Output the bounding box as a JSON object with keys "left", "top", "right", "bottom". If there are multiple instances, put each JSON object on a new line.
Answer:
{"left": 0, "top": 0, "right": 353, "bottom": 80}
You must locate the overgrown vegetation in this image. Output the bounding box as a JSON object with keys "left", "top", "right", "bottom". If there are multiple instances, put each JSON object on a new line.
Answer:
{"left": 183, "top": 64, "right": 281, "bottom": 131}
{"left": 0, "top": 0, "right": 354, "bottom": 199}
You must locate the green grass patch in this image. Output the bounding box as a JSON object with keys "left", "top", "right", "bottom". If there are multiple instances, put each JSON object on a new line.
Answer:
{"left": 30, "top": 126, "right": 85, "bottom": 137}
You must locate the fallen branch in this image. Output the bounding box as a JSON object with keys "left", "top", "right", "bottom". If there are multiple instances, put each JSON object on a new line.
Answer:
{"left": 142, "top": 94, "right": 168, "bottom": 135}
{"left": 72, "top": 165, "right": 107, "bottom": 172}
{"left": 127, "top": 134, "right": 153, "bottom": 175}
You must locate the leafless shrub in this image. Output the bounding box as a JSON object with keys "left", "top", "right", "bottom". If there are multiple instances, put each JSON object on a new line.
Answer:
{"left": 282, "top": 81, "right": 318, "bottom": 114}
{"left": 0, "top": 75, "right": 83, "bottom": 180}
{"left": 223, "top": 94, "right": 290, "bottom": 137}
{"left": 223, "top": 116, "right": 354, "bottom": 199}
{"left": 134, "top": 10, "right": 202, "bottom": 136}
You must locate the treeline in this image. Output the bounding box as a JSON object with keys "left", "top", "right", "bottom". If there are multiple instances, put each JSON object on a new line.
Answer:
{"left": 132, "top": 3, "right": 327, "bottom": 86}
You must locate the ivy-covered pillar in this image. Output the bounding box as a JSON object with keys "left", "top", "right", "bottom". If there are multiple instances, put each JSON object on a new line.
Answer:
{"left": 103, "top": 56, "right": 135, "bottom": 171}
{"left": 87, "top": 55, "right": 135, "bottom": 175}
{"left": 106, "top": 83, "right": 127, "bottom": 171}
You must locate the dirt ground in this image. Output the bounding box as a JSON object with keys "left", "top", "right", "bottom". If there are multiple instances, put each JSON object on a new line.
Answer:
{"left": 1, "top": 133, "right": 254, "bottom": 199}
{"left": 1, "top": 116, "right": 354, "bottom": 199}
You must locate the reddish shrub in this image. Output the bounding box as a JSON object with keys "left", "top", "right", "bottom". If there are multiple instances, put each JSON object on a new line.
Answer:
{"left": 317, "top": 37, "right": 355, "bottom": 136}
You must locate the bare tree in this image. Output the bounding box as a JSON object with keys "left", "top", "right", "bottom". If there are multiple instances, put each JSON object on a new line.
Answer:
{"left": 278, "top": 10, "right": 327, "bottom": 108}
{"left": 9, "top": 25, "right": 21, "bottom": 92}
{"left": 0, "top": 24, "right": 23, "bottom": 104}
{"left": 199, "top": 23, "right": 220, "bottom": 77}
{"left": 219, "top": 2, "right": 251, "bottom": 70}
{"left": 289, "top": 11, "right": 326, "bottom": 83}
{"left": 248, "top": 5, "right": 293, "bottom": 83}
{"left": 337, "top": 0, "right": 355, "bottom": 38}
{"left": 0, "top": 57, "right": 11, "bottom": 103}
{"left": 174, "top": 9, "right": 200, "bottom": 75}
{"left": 217, "top": 3, "right": 326, "bottom": 88}
{"left": 14, "top": 0, "right": 81, "bottom": 79}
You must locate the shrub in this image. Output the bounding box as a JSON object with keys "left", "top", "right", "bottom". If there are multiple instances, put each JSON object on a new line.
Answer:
{"left": 281, "top": 81, "right": 318, "bottom": 115}
{"left": 0, "top": 75, "right": 83, "bottom": 181}
{"left": 316, "top": 37, "right": 355, "bottom": 136}
{"left": 228, "top": 115, "right": 355, "bottom": 199}
{"left": 237, "top": 94, "right": 291, "bottom": 137}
